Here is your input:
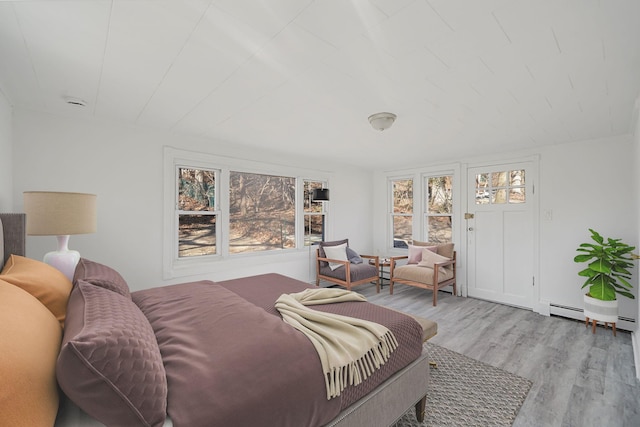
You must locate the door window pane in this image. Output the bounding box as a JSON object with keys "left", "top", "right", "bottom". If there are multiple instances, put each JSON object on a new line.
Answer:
{"left": 229, "top": 172, "right": 295, "bottom": 253}
{"left": 509, "top": 188, "right": 526, "bottom": 204}
{"left": 492, "top": 189, "right": 507, "bottom": 204}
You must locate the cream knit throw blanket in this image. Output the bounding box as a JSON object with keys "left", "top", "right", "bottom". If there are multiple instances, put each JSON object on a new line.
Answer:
{"left": 275, "top": 288, "right": 398, "bottom": 400}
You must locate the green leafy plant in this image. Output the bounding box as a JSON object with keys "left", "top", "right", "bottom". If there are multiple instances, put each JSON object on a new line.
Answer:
{"left": 574, "top": 229, "right": 636, "bottom": 301}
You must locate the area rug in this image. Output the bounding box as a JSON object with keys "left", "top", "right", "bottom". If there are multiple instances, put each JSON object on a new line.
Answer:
{"left": 393, "top": 342, "right": 532, "bottom": 426}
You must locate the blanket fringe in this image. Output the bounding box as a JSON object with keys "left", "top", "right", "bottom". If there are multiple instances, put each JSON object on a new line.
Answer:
{"left": 325, "top": 330, "right": 398, "bottom": 399}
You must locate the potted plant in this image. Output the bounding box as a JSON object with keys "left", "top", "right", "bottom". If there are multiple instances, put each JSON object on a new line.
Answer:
{"left": 574, "top": 229, "right": 636, "bottom": 333}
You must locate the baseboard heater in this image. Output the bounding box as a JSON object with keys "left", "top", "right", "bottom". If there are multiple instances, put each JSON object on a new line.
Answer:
{"left": 549, "top": 303, "right": 636, "bottom": 324}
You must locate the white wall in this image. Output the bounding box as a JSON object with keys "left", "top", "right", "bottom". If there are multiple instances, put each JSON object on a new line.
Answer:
{"left": 538, "top": 135, "right": 636, "bottom": 320}
{"left": 0, "top": 91, "right": 12, "bottom": 211}
{"left": 11, "top": 108, "right": 373, "bottom": 290}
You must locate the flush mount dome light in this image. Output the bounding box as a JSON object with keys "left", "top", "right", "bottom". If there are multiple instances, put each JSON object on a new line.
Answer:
{"left": 64, "top": 96, "right": 87, "bottom": 107}
{"left": 368, "top": 112, "right": 397, "bottom": 131}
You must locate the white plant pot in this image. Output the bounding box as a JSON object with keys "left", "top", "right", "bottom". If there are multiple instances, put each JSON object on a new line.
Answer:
{"left": 583, "top": 294, "right": 618, "bottom": 323}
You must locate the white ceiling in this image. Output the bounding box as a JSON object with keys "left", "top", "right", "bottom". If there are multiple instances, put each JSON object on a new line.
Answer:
{"left": 1, "top": 0, "right": 639, "bottom": 170}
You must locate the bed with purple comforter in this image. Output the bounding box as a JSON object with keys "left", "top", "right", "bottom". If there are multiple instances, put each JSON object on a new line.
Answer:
{"left": 132, "top": 273, "right": 424, "bottom": 426}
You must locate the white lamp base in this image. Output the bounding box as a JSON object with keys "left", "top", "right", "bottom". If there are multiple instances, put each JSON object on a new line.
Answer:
{"left": 43, "top": 235, "right": 81, "bottom": 281}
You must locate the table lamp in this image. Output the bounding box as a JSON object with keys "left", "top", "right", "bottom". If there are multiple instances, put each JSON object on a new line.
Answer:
{"left": 23, "top": 191, "right": 97, "bottom": 280}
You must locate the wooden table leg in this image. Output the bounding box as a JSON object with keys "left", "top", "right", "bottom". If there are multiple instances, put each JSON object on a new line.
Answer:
{"left": 585, "top": 317, "right": 590, "bottom": 328}
{"left": 592, "top": 319, "right": 597, "bottom": 334}
{"left": 415, "top": 396, "right": 426, "bottom": 423}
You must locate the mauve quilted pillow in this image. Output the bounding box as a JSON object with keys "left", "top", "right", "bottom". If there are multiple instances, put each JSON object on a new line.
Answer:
{"left": 57, "top": 281, "right": 167, "bottom": 427}
{"left": 73, "top": 258, "right": 130, "bottom": 298}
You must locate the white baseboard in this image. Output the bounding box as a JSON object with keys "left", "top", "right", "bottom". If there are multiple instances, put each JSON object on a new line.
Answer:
{"left": 548, "top": 304, "right": 636, "bottom": 332}
{"left": 633, "top": 331, "right": 640, "bottom": 381}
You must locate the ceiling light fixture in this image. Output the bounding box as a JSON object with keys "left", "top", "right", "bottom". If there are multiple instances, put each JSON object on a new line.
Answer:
{"left": 368, "top": 112, "right": 397, "bottom": 131}
{"left": 64, "top": 96, "right": 87, "bottom": 107}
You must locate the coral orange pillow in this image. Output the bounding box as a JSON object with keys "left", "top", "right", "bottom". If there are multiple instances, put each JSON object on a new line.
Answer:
{"left": 0, "top": 255, "right": 73, "bottom": 327}
{"left": 0, "top": 279, "right": 61, "bottom": 427}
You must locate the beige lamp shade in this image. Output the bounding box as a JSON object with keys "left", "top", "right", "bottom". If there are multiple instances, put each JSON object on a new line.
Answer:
{"left": 23, "top": 192, "right": 97, "bottom": 236}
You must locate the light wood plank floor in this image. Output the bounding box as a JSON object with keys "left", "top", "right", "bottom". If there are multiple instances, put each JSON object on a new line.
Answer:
{"left": 349, "top": 282, "right": 640, "bottom": 427}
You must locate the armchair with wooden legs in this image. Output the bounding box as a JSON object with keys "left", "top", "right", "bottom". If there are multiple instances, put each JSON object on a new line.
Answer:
{"left": 315, "top": 239, "right": 380, "bottom": 292}
{"left": 389, "top": 241, "right": 456, "bottom": 306}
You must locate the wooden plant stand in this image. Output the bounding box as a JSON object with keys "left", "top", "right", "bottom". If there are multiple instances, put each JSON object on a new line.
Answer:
{"left": 585, "top": 317, "right": 616, "bottom": 336}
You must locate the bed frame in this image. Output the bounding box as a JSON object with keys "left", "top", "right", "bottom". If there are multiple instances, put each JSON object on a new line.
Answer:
{"left": 0, "top": 213, "right": 430, "bottom": 427}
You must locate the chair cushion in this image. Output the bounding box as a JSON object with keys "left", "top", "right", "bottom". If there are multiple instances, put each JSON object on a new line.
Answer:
{"left": 318, "top": 239, "right": 349, "bottom": 267}
{"left": 393, "top": 264, "right": 454, "bottom": 284}
{"left": 346, "top": 247, "right": 363, "bottom": 264}
{"left": 319, "top": 262, "right": 378, "bottom": 283}
{"left": 417, "top": 249, "right": 451, "bottom": 269}
{"left": 411, "top": 241, "right": 454, "bottom": 260}
{"left": 323, "top": 243, "right": 348, "bottom": 270}
{"left": 407, "top": 244, "right": 436, "bottom": 264}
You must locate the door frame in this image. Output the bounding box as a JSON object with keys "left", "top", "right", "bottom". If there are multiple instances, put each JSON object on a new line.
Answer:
{"left": 462, "top": 155, "right": 541, "bottom": 312}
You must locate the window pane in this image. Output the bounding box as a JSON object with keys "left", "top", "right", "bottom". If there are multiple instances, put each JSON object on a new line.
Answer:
{"left": 509, "top": 188, "right": 526, "bottom": 204}
{"left": 476, "top": 190, "right": 490, "bottom": 204}
{"left": 510, "top": 170, "right": 525, "bottom": 186}
{"left": 393, "top": 179, "right": 413, "bottom": 214}
{"left": 492, "top": 189, "right": 507, "bottom": 204}
{"left": 491, "top": 171, "right": 508, "bottom": 187}
{"left": 304, "top": 181, "right": 324, "bottom": 213}
{"left": 393, "top": 216, "right": 412, "bottom": 248}
{"left": 427, "top": 176, "right": 452, "bottom": 214}
{"left": 476, "top": 173, "right": 489, "bottom": 189}
{"left": 304, "top": 214, "right": 324, "bottom": 245}
{"left": 179, "top": 168, "right": 215, "bottom": 211}
{"left": 427, "top": 216, "right": 452, "bottom": 243}
{"left": 179, "top": 214, "right": 216, "bottom": 257}
{"left": 229, "top": 172, "right": 295, "bottom": 253}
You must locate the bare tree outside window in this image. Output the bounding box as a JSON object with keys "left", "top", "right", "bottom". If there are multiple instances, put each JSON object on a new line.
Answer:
{"left": 475, "top": 170, "right": 525, "bottom": 205}
{"left": 304, "top": 180, "right": 326, "bottom": 246}
{"left": 229, "top": 171, "right": 295, "bottom": 253}
{"left": 426, "top": 175, "right": 453, "bottom": 243}
{"left": 391, "top": 178, "right": 413, "bottom": 248}
{"left": 178, "top": 168, "right": 217, "bottom": 257}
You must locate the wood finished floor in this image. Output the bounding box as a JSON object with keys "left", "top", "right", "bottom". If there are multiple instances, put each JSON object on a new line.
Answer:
{"left": 348, "top": 281, "right": 640, "bottom": 427}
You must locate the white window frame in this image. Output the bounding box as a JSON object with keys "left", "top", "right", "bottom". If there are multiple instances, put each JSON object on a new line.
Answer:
{"left": 176, "top": 166, "right": 220, "bottom": 259}
{"left": 163, "top": 147, "right": 330, "bottom": 279}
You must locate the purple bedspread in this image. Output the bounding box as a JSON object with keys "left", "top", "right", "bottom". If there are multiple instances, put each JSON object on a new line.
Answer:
{"left": 132, "top": 273, "right": 423, "bottom": 427}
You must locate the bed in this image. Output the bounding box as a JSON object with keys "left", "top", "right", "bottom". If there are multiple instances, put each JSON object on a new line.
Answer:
{"left": 0, "top": 213, "right": 434, "bottom": 427}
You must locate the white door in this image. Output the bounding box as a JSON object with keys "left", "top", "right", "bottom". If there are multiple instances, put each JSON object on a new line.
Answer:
{"left": 467, "top": 161, "right": 535, "bottom": 308}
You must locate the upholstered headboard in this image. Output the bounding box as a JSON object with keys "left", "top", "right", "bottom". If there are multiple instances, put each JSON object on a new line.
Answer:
{"left": 0, "top": 213, "right": 26, "bottom": 270}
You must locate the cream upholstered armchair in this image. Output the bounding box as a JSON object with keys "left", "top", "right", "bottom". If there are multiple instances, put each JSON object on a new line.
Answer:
{"left": 316, "top": 239, "right": 380, "bottom": 292}
{"left": 389, "top": 241, "right": 456, "bottom": 306}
